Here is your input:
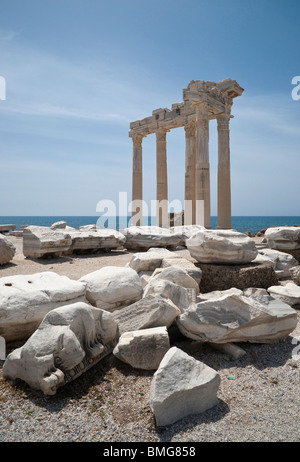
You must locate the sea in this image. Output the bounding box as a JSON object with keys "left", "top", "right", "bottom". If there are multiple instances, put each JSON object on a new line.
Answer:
{"left": 0, "top": 216, "right": 300, "bottom": 236}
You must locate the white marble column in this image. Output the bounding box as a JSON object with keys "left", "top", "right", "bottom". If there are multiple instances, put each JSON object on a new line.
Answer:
{"left": 217, "top": 115, "right": 231, "bottom": 229}
{"left": 156, "top": 129, "right": 169, "bottom": 227}
{"left": 184, "top": 121, "right": 196, "bottom": 225}
{"left": 195, "top": 103, "right": 210, "bottom": 228}
{"left": 132, "top": 134, "right": 144, "bottom": 226}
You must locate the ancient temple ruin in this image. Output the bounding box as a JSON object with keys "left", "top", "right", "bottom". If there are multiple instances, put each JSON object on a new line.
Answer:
{"left": 129, "top": 78, "right": 244, "bottom": 228}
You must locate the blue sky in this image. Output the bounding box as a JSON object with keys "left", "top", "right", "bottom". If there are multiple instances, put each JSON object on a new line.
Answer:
{"left": 0, "top": 0, "right": 299, "bottom": 216}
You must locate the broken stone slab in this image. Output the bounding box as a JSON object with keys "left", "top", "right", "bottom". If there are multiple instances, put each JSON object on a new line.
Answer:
{"left": 79, "top": 224, "right": 97, "bottom": 230}
{"left": 146, "top": 247, "right": 178, "bottom": 258}
{"left": 3, "top": 301, "right": 119, "bottom": 395}
{"left": 123, "top": 226, "right": 183, "bottom": 251}
{"left": 0, "top": 235, "right": 16, "bottom": 265}
{"left": 252, "top": 252, "right": 276, "bottom": 268}
{"left": 243, "top": 287, "right": 269, "bottom": 297}
{"left": 149, "top": 346, "right": 220, "bottom": 427}
{"left": 79, "top": 266, "right": 143, "bottom": 312}
{"left": 138, "top": 271, "right": 154, "bottom": 288}
{"left": 156, "top": 254, "right": 202, "bottom": 286}
{"left": 150, "top": 266, "right": 200, "bottom": 295}
{"left": 23, "top": 226, "right": 72, "bottom": 258}
{"left": 8, "top": 230, "right": 23, "bottom": 238}
{"left": 128, "top": 252, "right": 163, "bottom": 273}
{"left": 68, "top": 229, "right": 126, "bottom": 254}
{"left": 258, "top": 248, "right": 299, "bottom": 278}
{"left": 169, "top": 225, "right": 205, "bottom": 244}
{"left": 50, "top": 221, "right": 67, "bottom": 230}
{"left": 267, "top": 283, "right": 300, "bottom": 307}
{"left": 207, "top": 342, "right": 247, "bottom": 359}
{"left": 161, "top": 258, "right": 202, "bottom": 285}
{"left": 265, "top": 226, "right": 300, "bottom": 250}
{"left": 177, "top": 294, "right": 297, "bottom": 344}
{"left": 112, "top": 294, "right": 180, "bottom": 334}
{"left": 290, "top": 266, "right": 300, "bottom": 285}
{"left": 196, "top": 261, "right": 278, "bottom": 293}
{"left": 143, "top": 278, "right": 196, "bottom": 312}
{"left": 140, "top": 247, "right": 202, "bottom": 285}
{"left": 197, "top": 287, "right": 243, "bottom": 302}
{"left": 0, "top": 271, "right": 88, "bottom": 342}
{"left": 0, "top": 224, "right": 16, "bottom": 234}
{"left": 113, "top": 326, "right": 170, "bottom": 370}
{"left": 186, "top": 229, "right": 258, "bottom": 264}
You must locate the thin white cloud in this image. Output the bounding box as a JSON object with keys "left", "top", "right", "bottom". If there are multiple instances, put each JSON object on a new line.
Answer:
{"left": 0, "top": 38, "right": 174, "bottom": 124}
{"left": 0, "top": 29, "right": 22, "bottom": 42}
{"left": 234, "top": 93, "right": 300, "bottom": 138}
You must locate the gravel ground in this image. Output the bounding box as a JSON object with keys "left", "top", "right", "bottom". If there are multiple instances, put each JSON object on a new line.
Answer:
{"left": 1, "top": 319, "right": 300, "bottom": 443}
{"left": 1, "top": 236, "right": 300, "bottom": 443}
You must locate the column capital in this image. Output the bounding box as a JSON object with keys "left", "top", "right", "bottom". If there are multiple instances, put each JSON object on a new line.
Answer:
{"left": 184, "top": 120, "right": 196, "bottom": 137}
{"left": 217, "top": 115, "right": 231, "bottom": 131}
{"left": 193, "top": 102, "right": 210, "bottom": 119}
{"left": 155, "top": 128, "right": 170, "bottom": 141}
{"left": 132, "top": 133, "right": 145, "bottom": 145}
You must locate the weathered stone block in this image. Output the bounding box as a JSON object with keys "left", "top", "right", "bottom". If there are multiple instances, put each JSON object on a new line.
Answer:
{"left": 149, "top": 347, "right": 220, "bottom": 426}
{"left": 23, "top": 226, "right": 72, "bottom": 258}
{"left": 0, "top": 271, "right": 88, "bottom": 342}
{"left": 0, "top": 235, "right": 16, "bottom": 265}
{"left": 3, "top": 302, "right": 119, "bottom": 395}
{"left": 186, "top": 229, "right": 258, "bottom": 264}
{"left": 80, "top": 266, "right": 143, "bottom": 312}
{"left": 113, "top": 326, "right": 170, "bottom": 370}
{"left": 112, "top": 294, "right": 180, "bottom": 334}
{"left": 196, "top": 261, "right": 278, "bottom": 293}
{"left": 177, "top": 294, "right": 297, "bottom": 344}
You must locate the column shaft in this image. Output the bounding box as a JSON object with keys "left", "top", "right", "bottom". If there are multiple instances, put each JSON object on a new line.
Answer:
{"left": 132, "top": 134, "right": 144, "bottom": 226}
{"left": 195, "top": 104, "right": 210, "bottom": 228}
{"left": 217, "top": 116, "right": 231, "bottom": 229}
{"left": 156, "top": 129, "right": 168, "bottom": 227}
{"left": 184, "top": 121, "right": 196, "bottom": 224}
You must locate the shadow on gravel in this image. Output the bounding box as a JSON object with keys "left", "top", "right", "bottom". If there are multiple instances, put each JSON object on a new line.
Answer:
{"left": 23, "top": 249, "right": 131, "bottom": 266}
{"left": 0, "top": 324, "right": 298, "bottom": 438}
{"left": 0, "top": 262, "right": 18, "bottom": 270}
{"left": 154, "top": 398, "right": 230, "bottom": 442}
{"left": 169, "top": 325, "right": 298, "bottom": 372}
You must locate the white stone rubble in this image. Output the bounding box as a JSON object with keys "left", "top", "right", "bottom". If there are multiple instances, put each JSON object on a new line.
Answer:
{"left": 149, "top": 346, "right": 220, "bottom": 426}
{"left": 289, "top": 266, "right": 300, "bottom": 285}
{"left": 143, "top": 278, "right": 195, "bottom": 312}
{"left": 23, "top": 226, "right": 72, "bottom": 258}
{"left": 0, "top": 235, "right": 16, "bottom": 265}
{"left": 186, "top": 229, "right": 258, "bottom": 264}
{"left": 264, "top": 226, "right": 300, "bottom": 250}
{"left": 123, "top": 226, "right": 182, "bottom": 250}
{"left": 177, "top": 293, "right": 297, "bottom": 344}
{"left": 0, "top": 271, "right": 87, "bottom": 342}
{"left": 80, "top": 266, "right": 143, "bottom": 312}
{"left": 112, "top": 294, "right": 180, "bottom": 334}
{"left": 150, "top": 266, "right": 200, "bottom": 295}
{"left": 258, "top": 248, "right": 299, "bottom": 278}
{"left": 267, "top": 282, "right": 300, "bottom": 307}
{"left": 113, "top": 326, "right": 170, "bottom": 370}
{"left": 3, "top": 302, "right": 119, "bottom": 395}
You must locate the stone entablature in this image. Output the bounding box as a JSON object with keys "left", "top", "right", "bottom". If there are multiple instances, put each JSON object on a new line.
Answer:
{"left": 129, "top": 78, "right": 244, "bottom": 228}
{"left": 129, "top": 79, "right": 243, "bottom": 136}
